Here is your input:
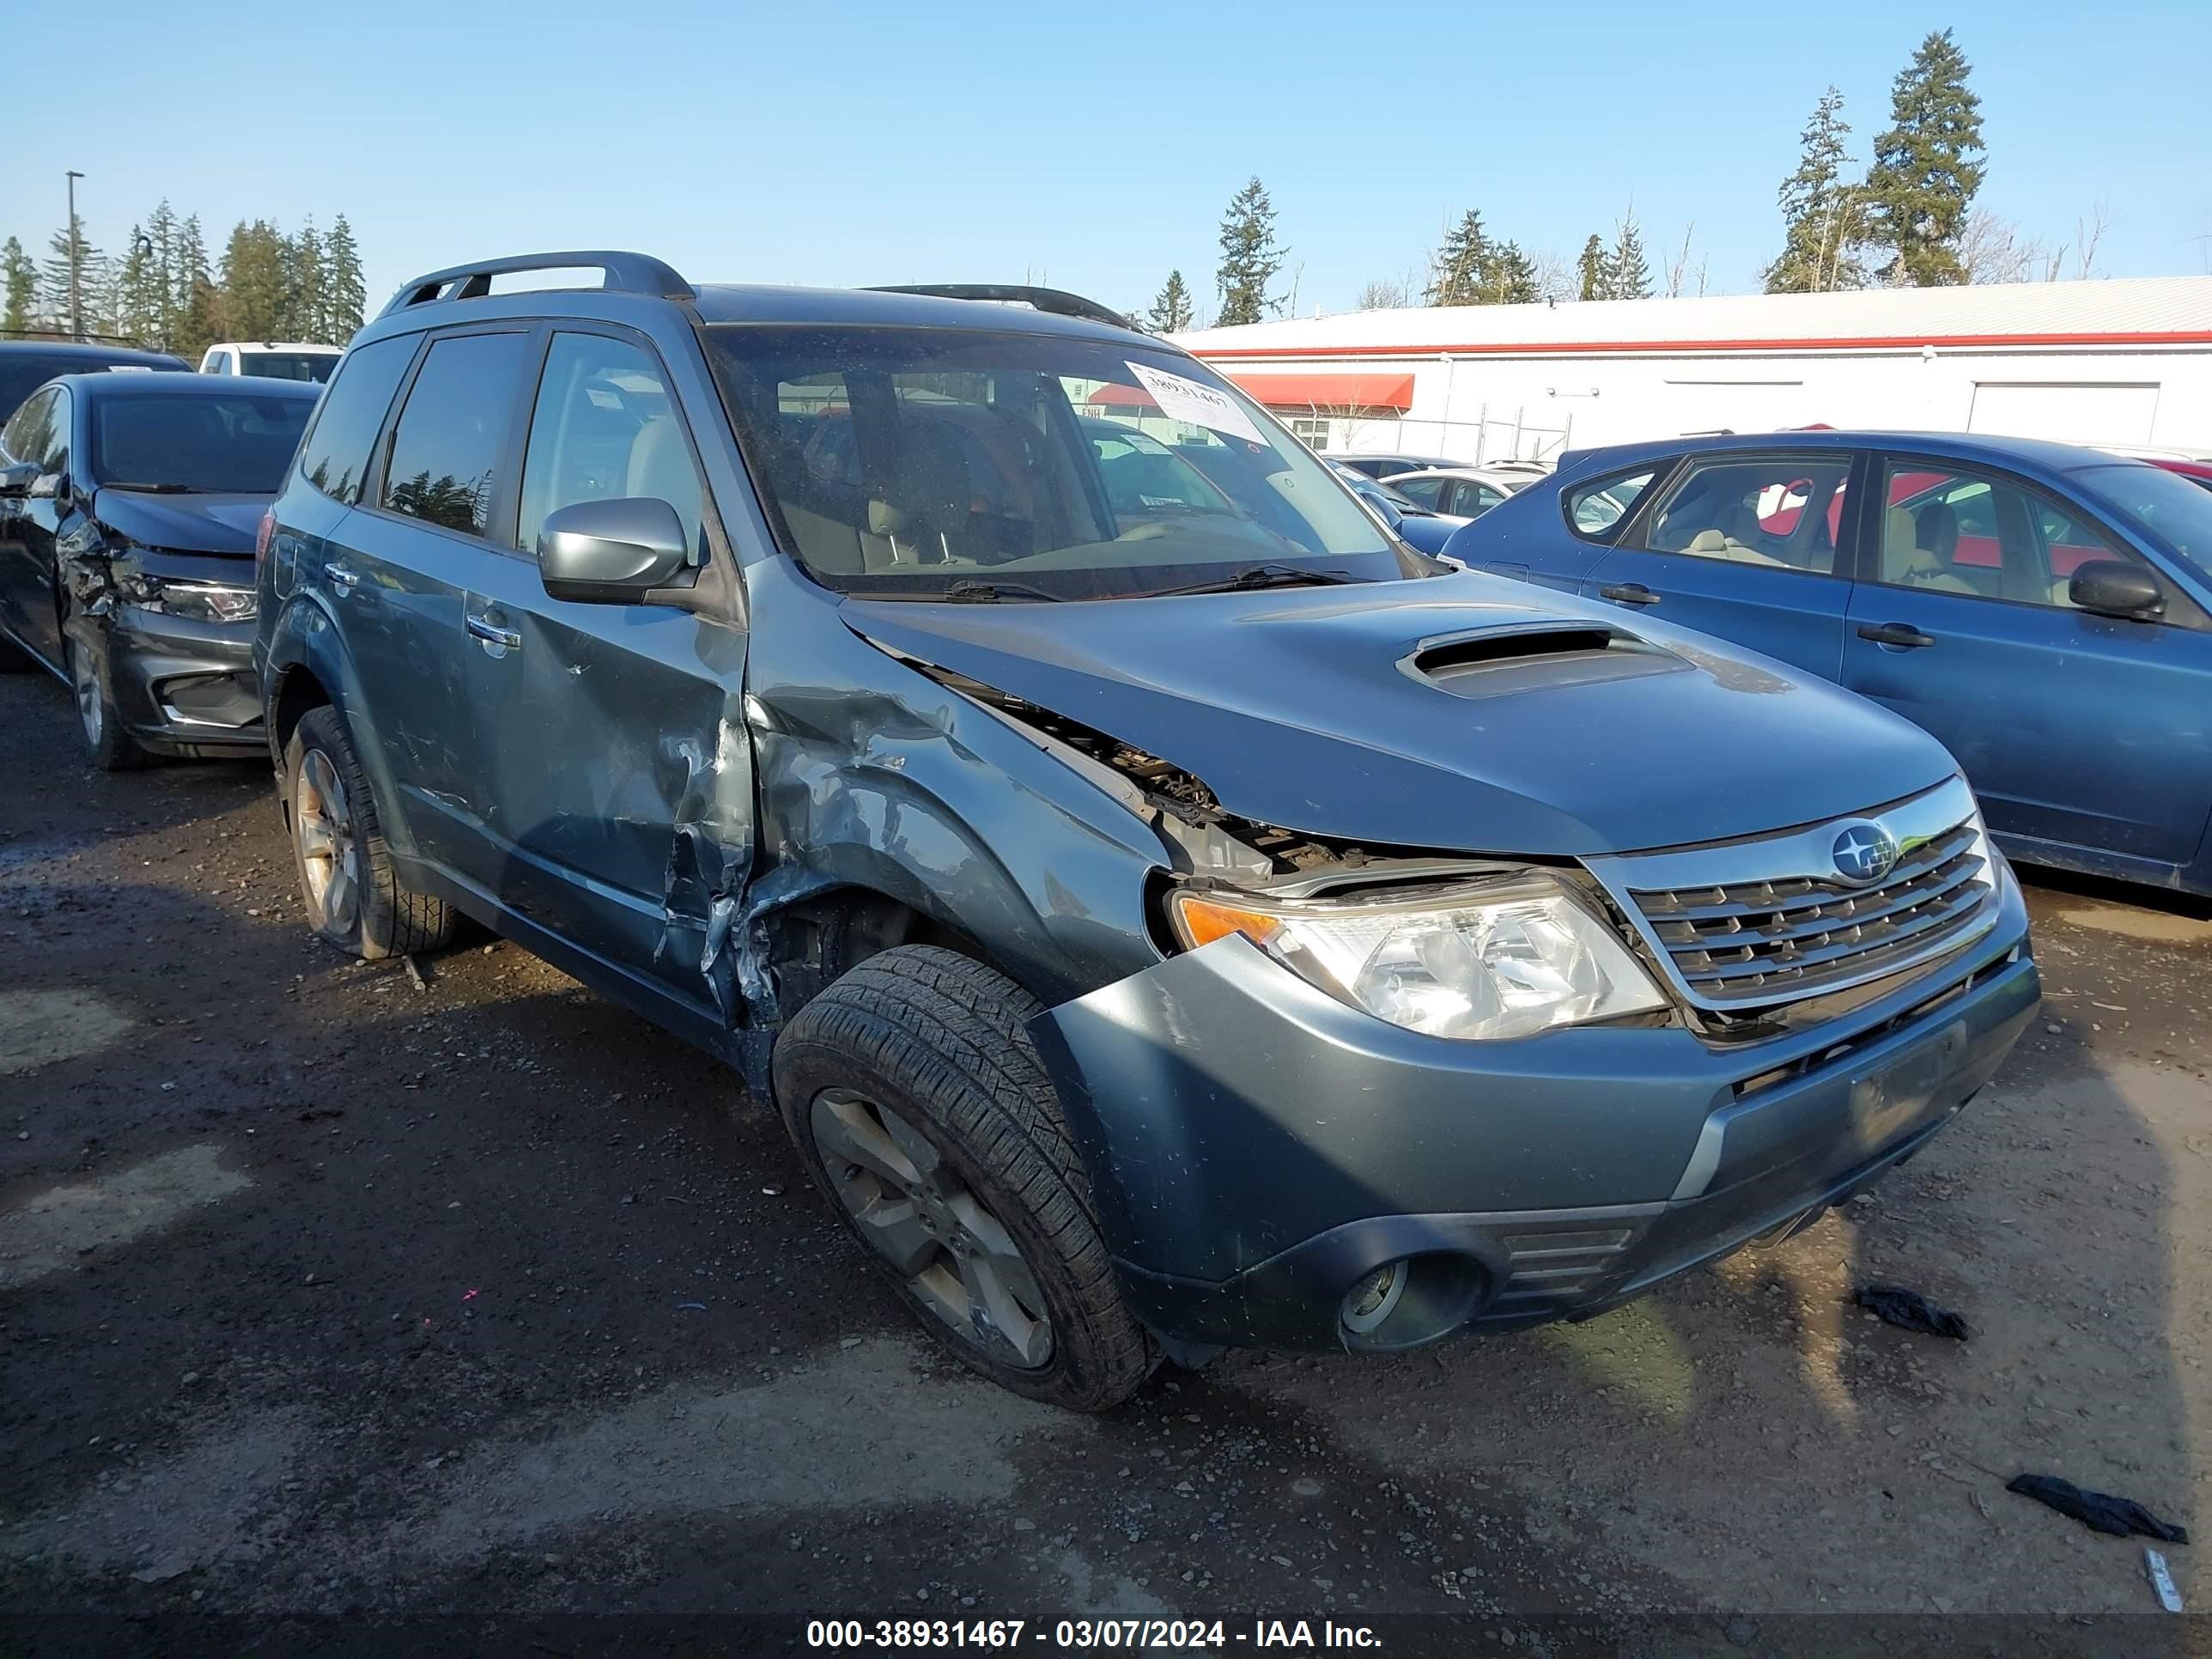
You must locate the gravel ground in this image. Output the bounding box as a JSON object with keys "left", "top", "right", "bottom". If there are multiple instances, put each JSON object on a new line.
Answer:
{"left": 2, "top": 665, "right": 2208, "bottom": 1655}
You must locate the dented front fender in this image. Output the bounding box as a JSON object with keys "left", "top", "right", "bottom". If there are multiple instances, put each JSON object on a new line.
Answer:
{"left": 736, "top": 558, "right": 1171, "bottom": 1018}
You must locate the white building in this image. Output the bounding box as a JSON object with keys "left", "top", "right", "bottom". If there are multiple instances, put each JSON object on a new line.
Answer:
{"left": 1172, "top": 275, "right": 2212, "bottom": 465}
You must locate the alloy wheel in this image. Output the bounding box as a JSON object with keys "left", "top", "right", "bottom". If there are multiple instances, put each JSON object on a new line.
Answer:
{"left": 810, "top": 1086, "right": 1054, "bottom": 1368}
{"left": 295, "top": 748, "right": 361, "bottom": 936}
{"left": 68, "top": 639, "right": 102, "bottom": 749}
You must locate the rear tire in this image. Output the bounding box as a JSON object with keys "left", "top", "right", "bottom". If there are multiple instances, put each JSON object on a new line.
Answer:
{"left": 285, "top": 704, "right": 453, "bottom": 960}
{"left": 774, "top": 945, "right": 1156, "bottom": 1412}
{"left": 66, "top": 626, "right": 151, "bottom": 772}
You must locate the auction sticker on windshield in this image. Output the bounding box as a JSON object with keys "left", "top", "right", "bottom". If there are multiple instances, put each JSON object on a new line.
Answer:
{"left": 1126, "top": 362, "right": 1265, "bottom": 444}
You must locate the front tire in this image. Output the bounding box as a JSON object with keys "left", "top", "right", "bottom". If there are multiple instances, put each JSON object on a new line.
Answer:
{"left": 285, "top": 704, "right": 453, "bottom": 959}
{"left": 774, "top": 945, "right": 1156, "bottom": 1412}
{"left": 66, "top": 627, "right": 150, "bottom": 772}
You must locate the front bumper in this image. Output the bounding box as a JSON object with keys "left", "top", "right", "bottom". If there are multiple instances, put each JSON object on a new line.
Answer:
{"left": 103, "top": 605, "right": 264, "bottom": 757}
{"left": 1031, "top": 866, "right": 2037, "bottom": 1353}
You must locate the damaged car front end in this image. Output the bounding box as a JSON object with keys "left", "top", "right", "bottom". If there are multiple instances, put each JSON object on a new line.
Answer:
{"left": 815, "top": 586, "right": 2037, "bottom": 1363}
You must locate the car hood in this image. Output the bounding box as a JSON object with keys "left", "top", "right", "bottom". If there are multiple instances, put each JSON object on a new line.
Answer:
{"left": 842, "top": 571, "right": 1957, "bottom": 857}
{"left": 92, "top": 489, "right": 267, "bottom": 557}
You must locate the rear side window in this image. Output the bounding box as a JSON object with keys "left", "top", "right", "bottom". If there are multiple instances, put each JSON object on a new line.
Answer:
{"left": 380, "top": 332, "right": 532, "bottom": 538}
{"left": 1565, "top": 465, "right": 1660, "bottom": 541}
{"left": 298, "top": 336, "right": 417, "bottom": 505}
{"left": 1633, "top": 455, "right": 1850, "bottom": 574}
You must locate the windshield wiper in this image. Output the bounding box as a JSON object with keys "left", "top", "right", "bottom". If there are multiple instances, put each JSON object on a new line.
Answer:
{"left": 100, "top": 482, "right": 209, "bottom": 494}
{"left": 1139, "top": 563, "right": 1362, "bottom": 599}
{"left": 939, "top": 580, "right": 1064, "bottom": 603}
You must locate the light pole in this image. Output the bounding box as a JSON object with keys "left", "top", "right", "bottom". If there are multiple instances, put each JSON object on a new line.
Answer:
{"left": 65, "top": 170, "right": 84, "bottom": 342}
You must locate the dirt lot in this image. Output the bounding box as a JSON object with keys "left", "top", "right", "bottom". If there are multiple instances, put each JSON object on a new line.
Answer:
{"left": 3, "top": 663, "right": 2209, "bottom": 1655}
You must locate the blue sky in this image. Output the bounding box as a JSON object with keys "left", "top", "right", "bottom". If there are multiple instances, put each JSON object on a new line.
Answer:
{"left": 15, "top": 0, "right": 2210, "bottom": 320}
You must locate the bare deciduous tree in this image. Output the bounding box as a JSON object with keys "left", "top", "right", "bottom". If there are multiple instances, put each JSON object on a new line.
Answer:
{"left": 1956, "top": 209, "right": 2048, "bottom": 285}
{"left": 2044, "top": 201, "right": 2114, "bottom": 283}
{"left": 1355, "top": 271, "right": 1421, "bottom": 310}
{"left": 1663, "top": 224, "right": 1710, "bottom": 298}
{"left": 1526, "top": 248, "right": 1577, "bottom": 302}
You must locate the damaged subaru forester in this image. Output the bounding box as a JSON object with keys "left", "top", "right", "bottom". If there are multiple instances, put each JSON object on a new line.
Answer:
{"left": 253, "top": 253, "right": 2039, "bottom": 1409}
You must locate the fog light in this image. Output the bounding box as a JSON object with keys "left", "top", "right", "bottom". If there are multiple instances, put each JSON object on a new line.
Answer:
{"left": 1341, "top": 1261, "right": 1407, "bottom": 1334}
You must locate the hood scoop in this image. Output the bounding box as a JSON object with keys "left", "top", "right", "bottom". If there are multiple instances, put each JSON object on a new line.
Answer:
{"left": 1401, "top": 621, "right": 1686, "bottom": 701}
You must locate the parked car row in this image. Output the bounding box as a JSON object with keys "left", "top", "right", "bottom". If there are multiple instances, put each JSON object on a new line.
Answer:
{"left": 2, "top": 261, "right": 2041, "bottom": 1413}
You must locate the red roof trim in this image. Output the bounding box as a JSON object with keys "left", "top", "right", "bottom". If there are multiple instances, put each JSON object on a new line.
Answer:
{"left": 1188, "top": 329, "right": 2212, "bottom": 362}
{"left": 1221, "top": 370, "right": 1415, "bottom": 410}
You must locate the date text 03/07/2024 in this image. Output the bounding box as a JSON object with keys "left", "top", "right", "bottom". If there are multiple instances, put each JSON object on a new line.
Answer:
{"left": 805, "top": 1619, "right": 1383, "bottom": 1650}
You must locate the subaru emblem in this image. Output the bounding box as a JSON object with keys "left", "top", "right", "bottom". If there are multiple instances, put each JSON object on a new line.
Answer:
{"left": 1831, "top": 820, "right": 1899, "bottom": 885}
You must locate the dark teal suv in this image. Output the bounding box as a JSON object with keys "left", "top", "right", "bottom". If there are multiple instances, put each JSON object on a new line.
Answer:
{"left": 254, "top": 252, "right": 2038, "bottom": 1410}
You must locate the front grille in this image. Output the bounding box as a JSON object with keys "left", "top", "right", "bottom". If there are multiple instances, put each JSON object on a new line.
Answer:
{"left": 1629, "top": 820, "right": 1990, "bottom": 1005}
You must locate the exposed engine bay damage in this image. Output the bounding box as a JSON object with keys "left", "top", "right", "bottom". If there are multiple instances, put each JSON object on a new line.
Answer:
{"left": 881, "top": 646, "right": 1400, "bottom": 885}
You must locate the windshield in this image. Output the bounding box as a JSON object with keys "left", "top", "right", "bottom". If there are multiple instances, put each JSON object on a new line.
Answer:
{"left": 91, "top": 392, "right": 314, "bottom": 493}
{"left": 708, "top": 325, "right": 1415, "bottom": 599}
{"left": 2074, "top": 463, "right": 2212, "bottom": 585}
{"left": 240, "top": 351, "right": 337, "bottom": 384}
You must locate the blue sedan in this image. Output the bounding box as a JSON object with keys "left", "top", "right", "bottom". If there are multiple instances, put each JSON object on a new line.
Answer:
{"left": 1443, "top": 429, "right": 2212, "bottom": 896}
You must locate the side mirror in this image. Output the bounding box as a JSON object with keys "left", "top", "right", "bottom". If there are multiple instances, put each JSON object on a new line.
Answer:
{"left": 0, "top": 462, "right": 38, "bottom": 498}
{"left": 537, "top": 497, "right": 693, "bottom": 605}
{"left": 2069, "top": 558, "right": 2165, "bottom": 623}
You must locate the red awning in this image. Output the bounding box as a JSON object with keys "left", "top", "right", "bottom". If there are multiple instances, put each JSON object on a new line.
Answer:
{"left": 1084, "top": 383, "right": 1151, "bottom": 407}
{"left": 1224, "top": 371, "right": 1415, "bottom": 411}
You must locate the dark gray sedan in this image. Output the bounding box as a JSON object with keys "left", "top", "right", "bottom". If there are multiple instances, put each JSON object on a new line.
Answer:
{"left": 0, "top": 372, "right": 319, "bottom": 768}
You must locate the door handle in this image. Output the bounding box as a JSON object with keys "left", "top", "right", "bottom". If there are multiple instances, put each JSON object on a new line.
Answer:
{"left": 1598, "top": 582, "right": 1661, "bottom": 606}
{"left": 1857, "top": 622, "right": 1936, "bottom": 649}
{"left": 466, "top": 614, "right": 522, "bottom": 651}
{"left": 323, "top": 563, "right": 358, "bottom": 593}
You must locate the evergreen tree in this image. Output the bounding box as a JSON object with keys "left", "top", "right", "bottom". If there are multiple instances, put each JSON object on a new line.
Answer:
{"left": 173, "top": 215, "right": 219, "bottom": 362}
{"left": 1765, "top": 87, "right": 1868, "bottom": 294}
{"left": 1214, "top": 177, "right": 1284, "bottom": 327}
{"left": 143, "top": 201, "right": 181, "bottom": 349}
{"left": 115, "top": 227, "right": 166, "bottom": 346}
{"left": 1149, "top": 269, "right": 1194, "bottom": 333}
{"left": 2, "top": 238, "right": 35, "bottom": 335}
{"left": 1606, "top": 211, "right": 1651, "bottom": 300}
{"left": 324, "top": 215, "right": 367, "bottom": 343}
{"left": 285, "top": 219, "right": 326, "bottom": 342}
{"left": 40, "top": 221, "right": 102, "bottom": 337}
{"left": 1479, "top": 240, "right": 1540, "bottom": 306}
{"left": 220, "top": 220, "right": 290, "bottom": 342}
{"left": 1576, "top": 234, "right": 1608, "bottom": 301}
{"left": 180, "top": 270, "right": 224, "bottom": 364}
{"left": 1865, "top": 29, "right": 1985, "bottom": 286}
{"left": 1427, "top": 210, "right": 1491, "bottom": 306}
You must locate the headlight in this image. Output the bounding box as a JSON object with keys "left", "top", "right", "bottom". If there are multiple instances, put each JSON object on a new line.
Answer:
{"left": 149, "top": 580, "right": 257, "bottom": 624}
{"left": 1167, "top": 874, "right": 1668, "bottom": 1040}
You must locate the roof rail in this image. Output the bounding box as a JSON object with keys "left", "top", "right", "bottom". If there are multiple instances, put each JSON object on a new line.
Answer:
{"left": 866, "top": 284, "right": 1138, "bottom": 332}
{"left": 379, "top": 251, "right": 694, "bottom": 318}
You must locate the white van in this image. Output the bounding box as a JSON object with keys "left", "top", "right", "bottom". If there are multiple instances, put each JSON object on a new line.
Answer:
{"left": 198, "top": 343, "right": 343, "bottom": 383}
